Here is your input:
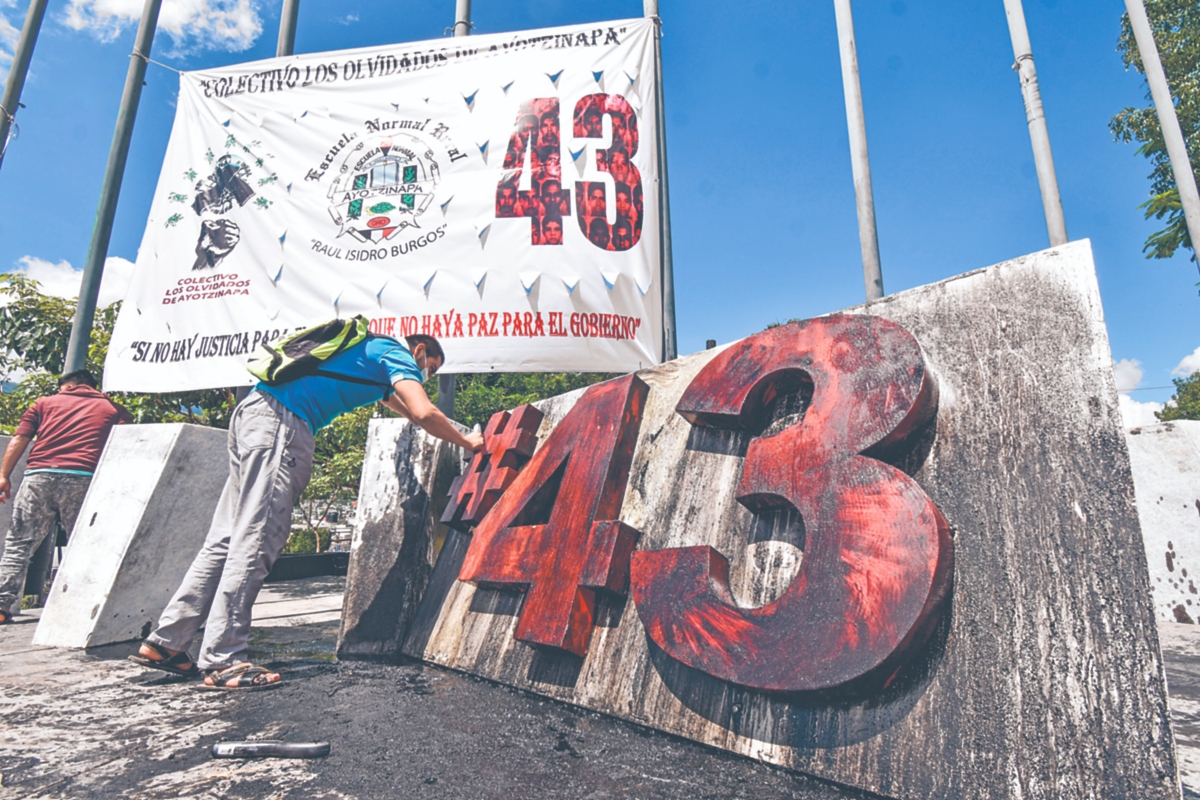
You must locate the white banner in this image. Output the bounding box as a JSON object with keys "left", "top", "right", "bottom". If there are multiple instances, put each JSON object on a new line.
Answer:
{"left": 105, "top": 18, "right": 662, "bottom": 392}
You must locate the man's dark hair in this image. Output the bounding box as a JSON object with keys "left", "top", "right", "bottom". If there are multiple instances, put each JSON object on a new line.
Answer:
{"left": 405, "top": 335, "right": 444, "bottom": 364}
{"left": 58, "top": 369, "right": 98, "bottom": 388}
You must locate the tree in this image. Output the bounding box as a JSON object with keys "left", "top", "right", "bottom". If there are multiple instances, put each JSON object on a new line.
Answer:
{"left": 1157, "top": 370, "right": 1200, "bottom": 420}
{"left": 1110, "top": 0, "right": 1200, "bottom": 263}
{"left": 433, "top": 371, "right": 617, "bottom": 431}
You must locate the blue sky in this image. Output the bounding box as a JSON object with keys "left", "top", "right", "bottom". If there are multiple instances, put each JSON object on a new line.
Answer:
{"left": 0, "top": 0, "right": 1194, "bottom": 422}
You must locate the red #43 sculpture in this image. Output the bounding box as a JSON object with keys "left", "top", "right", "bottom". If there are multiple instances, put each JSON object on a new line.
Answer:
{"left": 453, "top": 314, "right": 953, "bottom": 695}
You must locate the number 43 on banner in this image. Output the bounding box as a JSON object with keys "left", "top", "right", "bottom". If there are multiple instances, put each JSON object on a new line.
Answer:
{"left": 495, "top": 94, "right": 644, "bottom": 252}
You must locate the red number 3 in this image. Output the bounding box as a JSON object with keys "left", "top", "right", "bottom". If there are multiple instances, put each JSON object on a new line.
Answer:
{"left": 630, "top": 315, "right": 953, "bottom": 693}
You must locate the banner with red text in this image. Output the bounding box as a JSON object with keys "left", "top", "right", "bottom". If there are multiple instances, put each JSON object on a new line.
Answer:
{"left": 104, "top": 18, "right": 662, "bottom": 392}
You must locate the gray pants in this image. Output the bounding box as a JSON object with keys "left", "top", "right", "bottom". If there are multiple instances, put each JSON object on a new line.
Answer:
{"left": 0, "top": 472, "right": 91, "bottom": 610}
{"left": 147, "top": 392, "right": 314, "bottom": 670}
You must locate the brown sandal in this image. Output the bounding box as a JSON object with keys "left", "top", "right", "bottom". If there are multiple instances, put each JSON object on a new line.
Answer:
{"left": 129, "top": 641, "right": 200, "bottom": 678}
{"left": 199, "top": 663, "right": 282, "bottom": 692}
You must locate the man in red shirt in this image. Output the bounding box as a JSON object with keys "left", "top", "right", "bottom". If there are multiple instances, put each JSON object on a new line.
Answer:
{"left": 0, "top": 369, "right": 132, "bottom": 622}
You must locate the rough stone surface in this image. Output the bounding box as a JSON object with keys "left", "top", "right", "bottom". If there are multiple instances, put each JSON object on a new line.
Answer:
{"left": 1126, "top": 421, "right": 1200, "bottom": 624}
{"left": 336, "top": 418, "right": 465, "bottom": 659}
{"left": 400, "top": 241, "right": 1178, "bottom": 800}
{"left": 32, "top": 423, "right": 228, "bottom": 648}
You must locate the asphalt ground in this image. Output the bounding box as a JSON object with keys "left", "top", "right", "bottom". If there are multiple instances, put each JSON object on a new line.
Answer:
{"left": 1, "top": 577, "right": 1196, "bottom": 799}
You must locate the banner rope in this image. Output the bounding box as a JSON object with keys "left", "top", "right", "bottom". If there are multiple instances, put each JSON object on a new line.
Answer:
{"left": 132, "top": 48, "right": 183, "bottom": 75}
{"left": 0, "top": 103, "right": 13, "bottom": 123}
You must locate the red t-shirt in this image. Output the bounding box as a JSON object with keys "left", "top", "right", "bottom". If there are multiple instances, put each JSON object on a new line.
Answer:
{"left": 14, "top": 385, "right": 134, "bottom": 473}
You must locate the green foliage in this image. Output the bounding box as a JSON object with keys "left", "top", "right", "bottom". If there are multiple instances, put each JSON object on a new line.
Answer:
{"left": 294, "top": 405, "right": 382, "bottom": 546}
{"left": 1110, "top": 0, "right": 1200, "bottom": 262}
{"left": 0, "top": 275, "right": 75, "bottom": 377}
{"left": 1157, "top": 370, "right": 1200, "bottom": 420}
{"left": 431, "top": 371, "right": 617, "bottom": 431}
{"left": 283, "top": 528, "right": 332, "bottom": 554}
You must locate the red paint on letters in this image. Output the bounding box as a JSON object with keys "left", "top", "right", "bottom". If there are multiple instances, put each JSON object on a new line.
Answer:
{"left": 459, "top": 375, "right": 649, "bottom": 656}
{"left": 630, "top": 314, "right": 953, "bottom": 693}
{"left": 441, "top": 404, "right": 544, "bottom": 532}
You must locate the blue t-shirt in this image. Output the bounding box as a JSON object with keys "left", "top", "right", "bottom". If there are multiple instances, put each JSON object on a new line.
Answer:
{"left": 257, "top": 338, "right": 424, "bottom": 433}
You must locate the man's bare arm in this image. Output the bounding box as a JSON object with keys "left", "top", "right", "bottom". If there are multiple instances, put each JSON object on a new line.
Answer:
{"left": 0, "top": 435, "right": 31, "bottom": 504}
{"left": 382, "top": 381, "right": 484, "bottom": 452}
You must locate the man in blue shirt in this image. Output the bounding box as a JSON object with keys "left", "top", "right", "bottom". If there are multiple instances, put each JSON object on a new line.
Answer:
{"left": 132, "top": 334, "right": 483, "bottom": 689}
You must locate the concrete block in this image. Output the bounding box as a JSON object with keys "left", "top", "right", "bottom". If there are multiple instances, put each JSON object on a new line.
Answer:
{"left": 0, "top": 434, "right": 30, "bottom": 562}
{"left": 1126, "top": 420, "right": 1200, "bottom": 623}
{"left": 0, "top": 434, "right": 29, "bottom": 614}
{"left": 402, "top": 241, "right": 1178, "bottom": 799}
{"left": 32, "top": 424, "right": 228, "bottom": 648}
{"left": 336, "top": 418, "right": 465, "bottom": 659}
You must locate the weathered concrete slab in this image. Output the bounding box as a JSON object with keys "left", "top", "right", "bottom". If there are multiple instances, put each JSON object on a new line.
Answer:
{"left": 32, "top": 423, "right": 228, "bottom": 648}
{"left": 0, "top": 433, "right": 30, "bottom": 615}
{"left": 403, "top": 241, "right": 1179, "bottom": 800}
{"left": 1127, "top": 421, "right": 1200, "bottom": 624}
{"left": 336, "top": 417, "right": 465, "bottom": 659}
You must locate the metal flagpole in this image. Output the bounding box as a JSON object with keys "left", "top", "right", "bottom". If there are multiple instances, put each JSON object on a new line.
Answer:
{"left": 63, "top": 0, "right": 164, "bottom": 374}
{"left": 453, "top": 0, "right": 471, "bottom": 37}
{"left": 437, "top": 0, "right": 472, "bottom": 417}
{"left": 832, "top": 0, "right": 883, "bottom": 301}
{"left": 277, "top": 0, "right": 300, "bottom": 57}
{"left": 1124, "top": 0, "right": 1200, "bottom": 275}
{"left": 232, "top": 0, "right": 300, "bottom": 404}
{"left": 0, "top": 0, "right": 50, "bottom": 172}
{"left": 1002, "top": 0, "right": 1068, "bottom": 247}
{"left": 644, "top": 0, "right": 676, "bottom": 360}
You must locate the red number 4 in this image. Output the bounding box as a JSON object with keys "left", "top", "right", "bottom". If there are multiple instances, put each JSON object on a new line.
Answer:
{"left": 458, "top": 375, "right": 649, "bottom": 656}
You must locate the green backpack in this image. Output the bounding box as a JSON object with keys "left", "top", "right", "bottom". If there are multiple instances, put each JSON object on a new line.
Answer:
{"left": 247, "top": 315, "right": 397, "bottom": 392}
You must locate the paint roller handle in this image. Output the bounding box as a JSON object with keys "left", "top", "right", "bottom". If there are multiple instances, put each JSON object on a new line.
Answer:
{"left": 211, "top": 741, "right": 331, "bottom": 759}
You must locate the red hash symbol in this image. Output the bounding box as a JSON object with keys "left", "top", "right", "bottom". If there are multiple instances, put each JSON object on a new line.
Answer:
{"left": 441, "top": 404, "right": 545, "bottom": 531}
{"left": 458, "top": 374, "right": 649, "bottom": 656}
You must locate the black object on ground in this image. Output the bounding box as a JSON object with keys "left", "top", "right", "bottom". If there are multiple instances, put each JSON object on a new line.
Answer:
{"left": 211, "top": 741, "right": 331, "bottom": 759}
{"left": 265, "top": 552, "right": 348, "bottom": 583}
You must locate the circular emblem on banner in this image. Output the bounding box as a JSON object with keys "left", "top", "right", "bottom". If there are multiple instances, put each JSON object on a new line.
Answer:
{"left": 326, "top": 128, "right": 441, "bottom": 244}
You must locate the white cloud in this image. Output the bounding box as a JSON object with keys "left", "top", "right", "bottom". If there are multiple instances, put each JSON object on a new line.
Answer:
{"left": 1120, "top": 394, "right": 1164, "bottom": 429}
{"left": 8, "top": 254, "right": 136, "bottom": 307}
{"left": 0, "top": 0, "right": 19, "bottom": 83}
{"left": 1174, "top": 346, "right": 1200, "bottom": 377}
{"left": 1113, "top": 357, "right": 1164, "bottom": 429}
{"left": 1113, "top": 358, "right": 1144, "bottom": 393}
{"left": 62, "top": 0, "right": 262, "bottom": 54}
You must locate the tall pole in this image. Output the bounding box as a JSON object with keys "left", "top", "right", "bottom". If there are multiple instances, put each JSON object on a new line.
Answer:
{"left": 63, "top": 0, "right": 163, "bottom": 374}
{"left": 1003, "top": 0, "right": 1068, "bottom": 247}
{"left": 438, "top": 0, "right": 472, "bottom": 417}
{"left": 1124, "top": 0, "right": 1200, "bottom": 273}
{"left": 277, "top": 0, "right": 299, "bottom": 57}
{"left": 644, "top": 0, "right": 676, "bottom": 359}
{"left": 832, "top": 0, "right": 884, "bottom": 301}
{"left": 453, "top": 0, "right": 471, "bottom": 37}
{"left": 0, "top": 0, "right": 50, "bottom": 171}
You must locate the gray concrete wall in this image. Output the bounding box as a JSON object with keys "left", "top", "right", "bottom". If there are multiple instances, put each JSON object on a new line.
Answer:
{"left": 395, "top": 241, "right": 1178, "bottom": 800}
{"left": 33, "top": 423, "right": 228, "bottom": 648}
{"left": 1126, "top": 420, "right": 1200, "bottom": 624}
{"left": 337, "top": 418, "right": 466, "bottom": 660}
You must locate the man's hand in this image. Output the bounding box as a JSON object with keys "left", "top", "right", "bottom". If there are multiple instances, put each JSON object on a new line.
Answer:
{"left": 464, "top": 431, "right": 485, "bottom": 452}
{"left": 0, "top": 476, "right": 10, "bottom": 504}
